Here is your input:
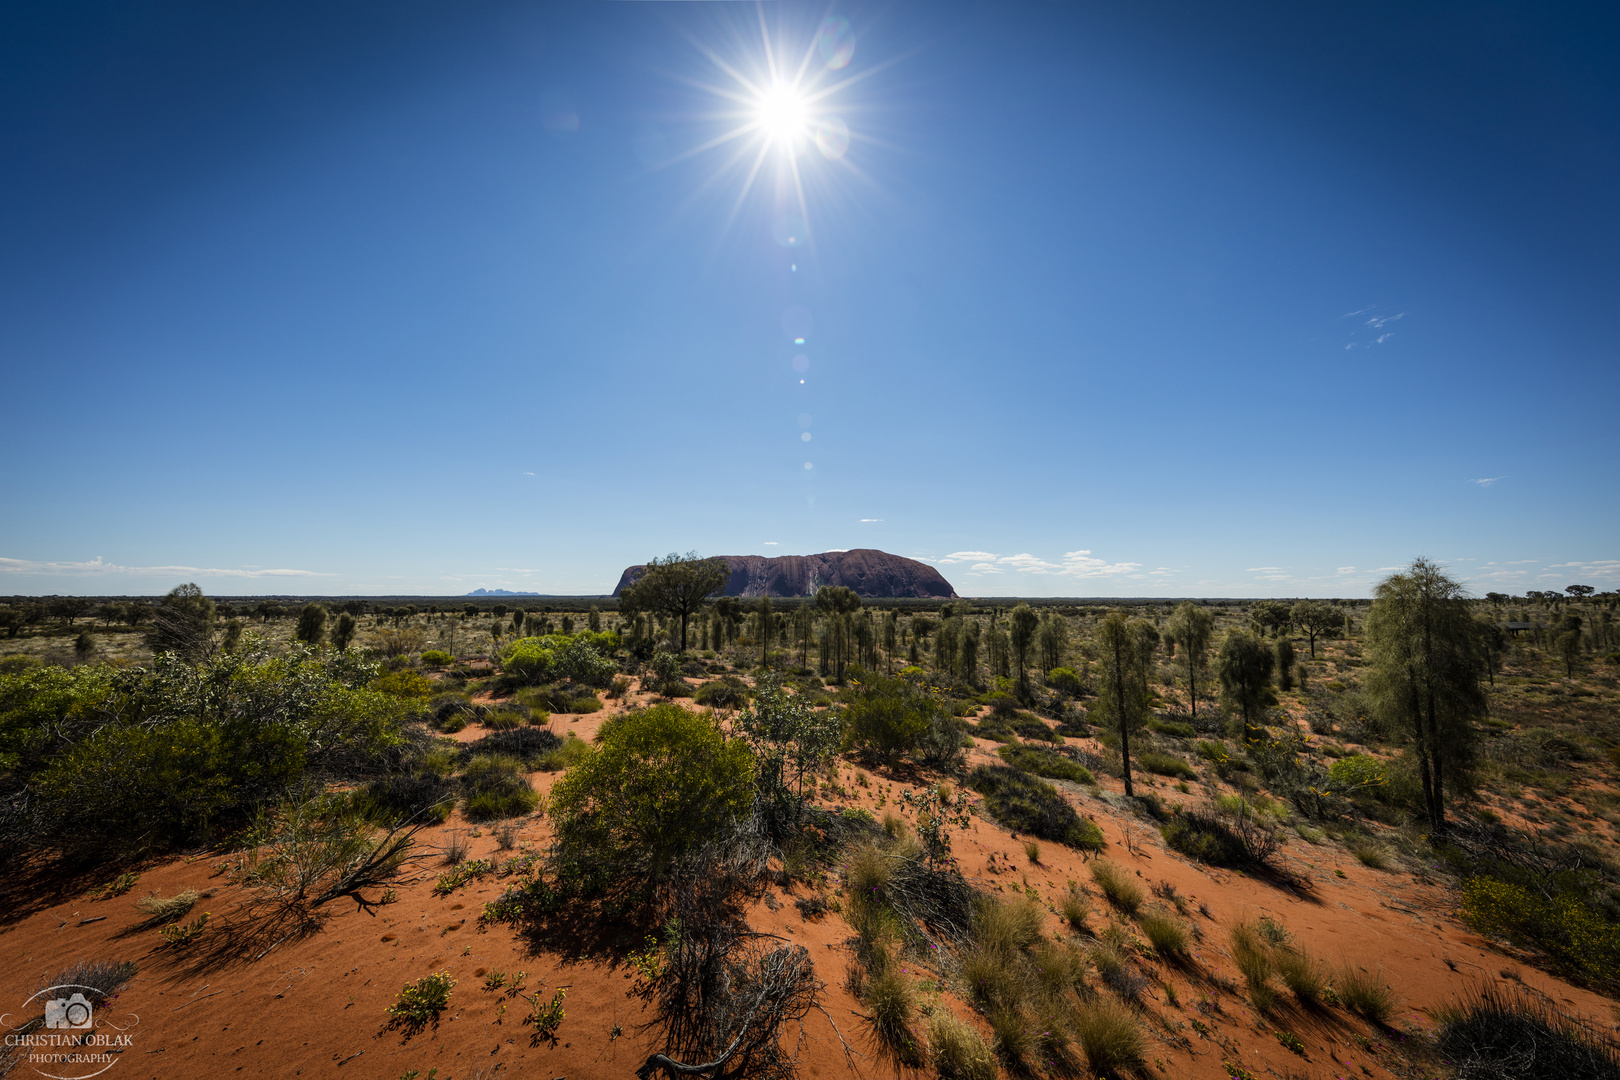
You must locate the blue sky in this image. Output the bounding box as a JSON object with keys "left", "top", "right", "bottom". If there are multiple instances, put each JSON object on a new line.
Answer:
{"left": 2, "top": 1, "right": 1616, "bottom": 598}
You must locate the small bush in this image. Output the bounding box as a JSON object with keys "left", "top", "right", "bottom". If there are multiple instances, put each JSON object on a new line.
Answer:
{"left": 927, "top": 1011, "right": 998, "bottom": 1080}
{"left": 1046, "top": 667, "right": 1084, "bottom": 696}
{"left": 1138, "top": 750, "right": 1197, "bottom": 779}
{"left": 967, "top": 766, "right": 1105, "bottom": 850}
{"left": 1072, "top": 999, "right": 1145, "bottom": 1078}
{"left": 1088, "top": 860, "right": 1144, "bottom": 915}
{"left": 1349, "top": 839, "right": 1392, "bottom": 869}
{"left": 1148, "top": 717, "right": 1196, "bottom": 739}
{"left": 1461, "top": 874, "right": 1620, "bottom": 991}
{"left": 997, "top": 744, "right": 1095, "bottom": 785}
{"left": 1436, "top": 981, "right": 1620, "bottom": 1080}
{"left": 390, "top": 971, "right": 456, "bottom": 1032}
{"left": 461, "top": 754, "right": 540, "bottom": 821}
{"left": 536, "top": 734, "right": 591, "bottom": 772}
{"left": 692, "top": 678, "right": 749, "bottom": 708}
{"left": 1160, "top": 809, "right": 1247, "bottom": 867}
{"left": 1334, "top": 963, "right": 1398, "bottom": 1024}
{"left": 481, "top": 708, "right": 526, "bottom": 731}
{"left": 1138, "top": 908, "right": 1190, "bottom": 962}
{"left": 420, "top": 650, "right": 452, "bottom": 668}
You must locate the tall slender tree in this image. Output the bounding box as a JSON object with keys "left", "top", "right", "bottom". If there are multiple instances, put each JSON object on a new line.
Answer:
{"left": 1094, "top": 611, "right": 1153, "bottom": 798}
{"left": 1009, "top": 603, "right": 1040, "bottom": 691}
{"left": 1364, "top": 557, "right": 1485, "bottom": 836}
{"left": 1217, "top": 629, "right": 1275, "bottom": 743}
{"left": 1166, "top": 601, "right": 1215, "bottom": 721}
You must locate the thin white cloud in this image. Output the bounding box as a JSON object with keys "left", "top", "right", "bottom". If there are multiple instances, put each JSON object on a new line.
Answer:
{"left": 859, "top": 518, "right": 883, "bottom": 523}
{"left": 521, "top": 471, "right": 535, "bottom": 477}
{"left": 933, "top": 548, "right": 1141, "bottom": 579}
{"left": 1245, "top": 567, "right": 1284, "bottom": 573}
{"left": 1336, "top": 566, "right": 1357, "bottom": 574}
{"left": 763, "top": 541, "right": 779, "bottom": 546}
{"left": 1468, "top": 477, "right": 1502, "bottom": 487}
{"left": 0, "top": 556, "right": 328, "bottom": 578}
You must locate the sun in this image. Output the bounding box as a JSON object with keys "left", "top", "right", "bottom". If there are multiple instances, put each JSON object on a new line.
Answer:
{"left": 756, "top": 84, "right": 810, "bottom": 145}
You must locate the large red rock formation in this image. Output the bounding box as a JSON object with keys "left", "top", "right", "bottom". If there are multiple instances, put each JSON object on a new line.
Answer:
{"left": 612, "top": 549, "right": 958, "bottom": 599}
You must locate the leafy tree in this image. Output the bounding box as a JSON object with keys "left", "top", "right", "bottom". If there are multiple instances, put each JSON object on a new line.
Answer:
{"left": 1557, "top": 629, "right": 1583, "bottom": 677}
{"left": 0, "top": 608, "right": 23, "bottom": 639}
{"left": 1216, "top": 629, "right": 1275, "bottom": 743}
{"left": 1275, "top": 636, "right": 1295, "bottom": 691}
{"left": 144, "top": 583, "right": 216, "bottom": 661}
{"left": 735, "top": 674, "right": 839, "bottom": 832}
{"left": 1166, "top": 601, "right": 1215, "bottom": 721}
{"left": 1009, "top": 602, "right": 1039, "bottom": 690}
{"left": 621, "top": 552, "right": 730, "bottom": 654}
{"left": 756, "top": 594, "right": 773, "bottom": 668}
{"left": 1248, "top": 600, "right": 1293, "bottom": 637}
{"left": 1567, "top": 584, "right": 1595, "bottom": 602}
{"left": 332, "top": 613, "right": 358, "bottom": 652}
{"left": 511, "top": 610, "right": 525, "bottom": 634}
{"left": 587, "top": 605, "right": 602, "bottom": 633}
{"left": 548, "top": 704, "right": 754, "bottom": 886}
{"left": 295, "top": 604, "right": 329, "bottom": 646}
{"left": 1036, "top": 612, "right": 1069, "bottom": 674}
{"left": 1093, "top": 611, "right": 1154, "bottom": 797}
{"left": 1290, "top": 599, "right": 1342, "bottom": 659}
{"left": 959, "top": 620, "right": 981, "bottom": 685}
{"left": 1364, "top": 557, "right": 1486, "bottom": 835}
{"left": 50, "top": 597, "right": 93, "bottom": 626}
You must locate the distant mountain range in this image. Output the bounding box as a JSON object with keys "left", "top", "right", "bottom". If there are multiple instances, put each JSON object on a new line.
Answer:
{"left": 465, "top": 588, "right": 542, "bottom": 597}
{"left": 613, "top": 549, "right": 957, "bottom": 599}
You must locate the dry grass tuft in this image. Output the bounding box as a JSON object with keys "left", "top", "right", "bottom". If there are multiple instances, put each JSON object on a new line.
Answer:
{"left": 1273, "top": 947, "right": 1327, "bottom": 1006}
{"left": 1059, "top": 885, "right": 1091, "bottom": 932}
{"left": 1072, "top": 999, "right": 1145, "bottom": 1077}
{"left": 135, "top": 889, "right": 199, "bottom": 922}
{"left": 1335, "top": 963, "right": 1399, "bottom": 1024}
{"left": 1138, "top": 907, "right": 1191, "bottom": 963}
{"left": 927, "top": 1011, "right": 998, "bottom": 1080}
{"left": 1230, "top": 921, "right": 1279, "bottom": 1012}
{"left": 1089, "top": 859, "right": 1144, "bottom": 915}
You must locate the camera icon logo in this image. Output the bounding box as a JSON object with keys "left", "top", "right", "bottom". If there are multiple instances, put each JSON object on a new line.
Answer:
{"left": 44, "top": 993, "right": 93, "bottom": 1029}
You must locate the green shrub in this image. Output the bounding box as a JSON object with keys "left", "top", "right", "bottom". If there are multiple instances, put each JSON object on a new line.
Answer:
{"left": 419, "top": 650, "right": 452, "bottom": 669}
{"left": 1009, "top": 711, "right": 1059, "bottom": 742}
{"left": 537, "top": 734, "right": 591, "bottom": 772}
{"left": 1147, "top": 717, "right": 1196, "bottom": 739}
{"left": 549, "top": 704, "right": 754, "bottom": 887}
{"left": 692, "top": 678, "right": 749, "bottom": 708}
{"left": 389, "top": 971, "right": 456, "bottom": 1033}
{"left": 997, "top": 743, "right": 1095, "bottom": 784}
{"left": 461, "top": 754, "right": 540, "bottom": 821}
{"left": 1088, "top": 860, "right": 1143, "bottom": 915}
{"left": 842, "top": 676, "right": 946, "bottom": 762}
{"left": 1046, "top": 667, "right": 1084, "bottom": 696}
{"left": 1160, "top": 808, "right": 1247, "bottom": 867}
{"left": 1461, "top": 874, "right": 1620, "bottom": 991}
{"left": 972, "top": 714, "right": 1020, "bottom": 743}
{"left": 1137, "top": 750, "right": 1196, "bottom": 779}
{"left": 18, "top": 652, "right": 404, "bottom": 858}
{"left": 966, "top": 766, "right": 1105, "bottom": 850}
{"left": 372, "top": 670, "right": 434, "bottom": 700}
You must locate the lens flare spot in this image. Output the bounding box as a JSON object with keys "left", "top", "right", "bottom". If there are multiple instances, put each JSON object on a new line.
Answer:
{"left": 801, "top": 432, "right": 813, "bottom": 442}
{"left": 772, "top": 215, "right": 808, "bottom": 248}
{"left": 817, "top": 17, "right": 855, "bottom": 70}
{"left": 803, "top": 461, "right": 814, "bottom": 470}
{"left": 816, "top": 117, "right": 849, "bottom": 160}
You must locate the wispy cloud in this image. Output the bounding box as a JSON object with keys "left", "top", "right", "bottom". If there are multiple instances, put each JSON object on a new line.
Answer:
{"left": 859, "top": 518, "right": 883, "bottom": 523}
{"left": 763, "top": 541, "right": 779, "bottom": 546}
{"left": 1468, "top": 476, "right": 1502, "bottom": 487}
{"left": 933, "top": 549, "right": 1142, "bottom": 579}
{"left": 0, "top": 556, "right": 329, "bottom": 578}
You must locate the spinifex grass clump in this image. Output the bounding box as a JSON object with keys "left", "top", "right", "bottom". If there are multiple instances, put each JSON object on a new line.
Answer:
{"left": 967, "top": 765, "right": 1106, "bottom": 850}
{"left": 1333, "top": 963, "right": 1399, "bottom": 1024}
{"left": 1137, "top": 907, "right": 1191, "bottom": 964}
{"left": 1230, "top": 921, "right": 1278, "bottom": 1012}
{"left": 1436, "top": 981, "right": 1620, "bottom": 1080}
{"left": 1088, "top": 859, "right": 1144, "bottom": 915}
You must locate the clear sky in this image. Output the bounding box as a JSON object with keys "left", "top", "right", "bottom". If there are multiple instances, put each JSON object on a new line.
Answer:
{"left": 2, "top": 1, "right": 1616, "bottom": 599}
